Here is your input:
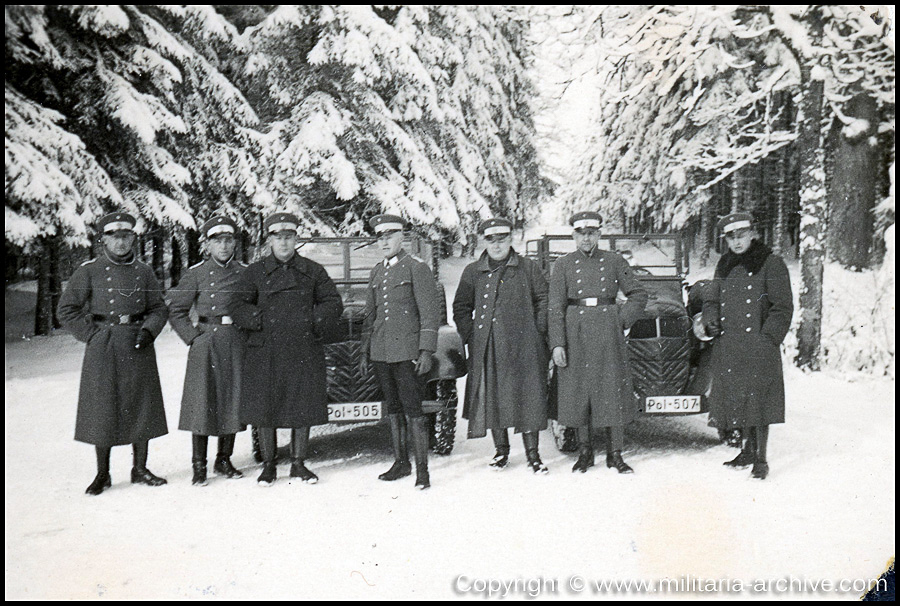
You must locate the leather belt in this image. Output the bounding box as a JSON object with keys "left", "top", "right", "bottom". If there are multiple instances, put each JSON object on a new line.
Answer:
{"left": 92, "top": 313, "right": 146, "bottom": 325}
{"left": 567, "top": 297, "right": 616, "bottom": 307}
{"left": 198, "top": 315, "right": 234, "bottom": 325}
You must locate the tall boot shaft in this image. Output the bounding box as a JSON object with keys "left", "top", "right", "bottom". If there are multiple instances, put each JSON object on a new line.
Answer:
{"left": 388, "top": 414, "right": 409, "bottom": 462}
{"left": 572, "top": 426, "right": 594, "bottom": 473}
{"left": 192, "top": 434, "right": 209, "bottom": 462}
{"left": 409, "top": 415, "right": 430, "bottom": 489}
{"left": 95, "top": 446, "right": 111, "bottom": 475}
{"left": 257, "top": 427, "right": 276, "bottom": 463}
{"left": 217, "top": 434, "right": 235, "bottom": 458}
{"left": 489, "top": 428, "right": 511, "bottom": 469}
{"left": 132, "top": 440, "right": 148, "bottom": 470}
{"left": 755, "top": 425, "right": 769, "bottom": 463}
{"left": 522, "top": 431, "right": 539, "bottom": 453}
{"left": 290, "top": 427, "right": 311, "bottom": 462}
{"left": 131, "top": 441, "right": 166, "bottom": 486}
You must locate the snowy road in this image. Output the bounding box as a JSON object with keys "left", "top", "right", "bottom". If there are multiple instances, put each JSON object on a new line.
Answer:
{"left": 4, "top": 324, "right": 894, "bottom": 600}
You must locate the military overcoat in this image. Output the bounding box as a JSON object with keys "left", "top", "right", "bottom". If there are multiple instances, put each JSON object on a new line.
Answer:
{"left": 168, "top": 257, "right": 247, "bottom": 436}
{"left": 702, "top": 242, "right": 793, "bottom": 428}
{"left": 361, "top": 250, "right": 440, "bottom": 363}
{"left": 548, "top": 248, "right": 648, "bottom": 428}
{"left": 231, "top": 253, "right": 343, "bottom": 428}
{"left": 452, "top": 250, "right": 549, "bottom": 437}
{"left": 58, "top": 252, "right": 169, "bottom": 447}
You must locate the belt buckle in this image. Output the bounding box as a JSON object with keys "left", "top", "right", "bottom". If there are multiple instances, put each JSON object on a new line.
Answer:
{"left": 585, "top": 297, "right": 599, "bottom": 307}
{"left": 118, "top": 314, "right": 131, "bottom": 325}
{"left": 221, "top": 316, "right": 233, "bottom": 325}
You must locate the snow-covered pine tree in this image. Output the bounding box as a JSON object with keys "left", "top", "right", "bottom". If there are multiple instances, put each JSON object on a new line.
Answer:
{"left": 237, "top": 5, "right": 545, "bottom": 241}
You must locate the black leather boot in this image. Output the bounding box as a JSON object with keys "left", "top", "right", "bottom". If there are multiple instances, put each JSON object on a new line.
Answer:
{"left": 257, "top": 427, "right": 277, "bottom": 486}
{"left": 131, "top": 441, "right": 167, "bottom": 486}
{"left": 379, "top": 415, "right": 412, "bottom": 481}
{"left": 725, "top": 428, "right": 756, "bottom": 467}
{"left": 410, "top": 416, "right": 430, "bottom": 490}
{"left": 606, "top": 450, "right": 634, "bottom": 474}
{"left": 214, "top": 434, "right": 243, "bottom": 479}
{"left": 192, "top": 435, "right": 208, "bottom": 486}
{"left": 86, "top": 446, "right": 112, "bottom": 496}
{"left": 289, "top": 427, "right": 318, "bottom": 484}
{"left": 489, "top": 429, "right": 510, "bottom": 470}
{"left": 572, "top": 426, "right": 594, "bottom": 473}
{"left": 751, "top": 425, "right": 769, "bottom": 479}
{"left": 523, "top": 432, "right": 548, "bottom": 474}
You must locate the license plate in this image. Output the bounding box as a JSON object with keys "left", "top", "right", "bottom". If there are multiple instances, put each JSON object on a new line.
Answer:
{"left": 327, "top": 402, "right": 382, "bottom": 422}
{"left": 645, "top": 395, "right": 701, "bottom": 414}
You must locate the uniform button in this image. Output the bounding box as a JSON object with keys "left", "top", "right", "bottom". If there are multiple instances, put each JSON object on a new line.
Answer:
{"left": 578, "top": 290, "right": 583, "bottom": 294}
{"left": 107, "top": 277, "right": 112, "bottom": 282}
{"left": 108, "top": 288, "right": 113, "bottom": 292}
{"left": 746, "top": 299, "right": 752, "bottom": 304}
{"left": 210, "top": 282, "right": 215, "bottom": 286}
{"left": 748, "top": 272, "right": 753, "bottom": 277}
{"left": 109, "top": 299, "right": 115, "bottom": 304}
{"left": 746, "top": 313, "right": 751, "bottom": 318}
{"left": 745, "top": 327, "right": 752, "bottom": 332}
{"left": 747, "top": 285, "right": 752, "bottom": 290}
{"left": 577, "top": 279, "right": 582, "bottom": 284}
{"left": 478, "top": 324, "right": 483, "bottom": 329}
{"left": 721, "top": 316, "right": 726, "bottom": 321}
{"left": 482, "top": 304, "right": 487, "bottom": 309}
{"left": 601, "top": 277, "right": 605, "bottom": 282}
{"left": 105, "top": 267, "right": 110, "bottom": 271}
{"left": 579, "top": 310, "right": 584, "bottom": 315}
{"left": 492, "top": 318, "right": 496, "bottom": 322}
{"left": 575, "top": 260, "right": 580, "bottom": 264}
{"left": 210, "top": 294, "right": 215, "bottom": 299}
{"left": 480, "top": 315, "right": 485, "bottom": 319}
{"left": 576, "top": 269, "right": 581, "bottom": 274}
{"left": 213, "top": 327, "right": 218, "bottom": 332}
{"left": 211, "top": 306, "right": 216, "bottom": 311}
{"left": 484, "top": 294, "right": 489, "bottom": 298}
{"left": 727, "top": 368, "right": 732, "bottom": 373}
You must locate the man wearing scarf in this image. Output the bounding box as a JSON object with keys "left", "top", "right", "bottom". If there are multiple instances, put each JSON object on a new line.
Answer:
{"left": 168, "top": 215, "right": 247, "bottom": 486}
{"left": 701, "top": 212, "right": 794, "bottom": 480}
{"left": 453, "top": 217, "right": 550, "bottom": 474}
{"left": 59, "top": 211, "right": 170, "bottom": 495}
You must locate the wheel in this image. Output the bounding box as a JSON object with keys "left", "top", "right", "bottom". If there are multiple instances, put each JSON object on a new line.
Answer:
{"left": 551, "top": 420, "right": 578, "bottom": 452}
{"left": 430, "top": 379, "right": 458, "bottom": 455}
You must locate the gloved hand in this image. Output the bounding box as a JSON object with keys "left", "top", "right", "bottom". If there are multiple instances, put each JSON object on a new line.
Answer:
{"left": 706, "top": 318, "right": 722, "bottom": 338}
{"left": 359, "top": 350, "right": 370, "bottom": 376}
{"left": 552, "top": 347, "right": 567, "bottom": 368}
{"left": 415, "top": 350, "right": 433, "bottom": 376}
{"left": 135, "top": 329, "right": 155, "bottom": 350}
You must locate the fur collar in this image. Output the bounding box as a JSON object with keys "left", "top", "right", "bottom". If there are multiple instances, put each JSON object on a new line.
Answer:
{"left": 716, "top": 239, "right": 771, "bottom": 279}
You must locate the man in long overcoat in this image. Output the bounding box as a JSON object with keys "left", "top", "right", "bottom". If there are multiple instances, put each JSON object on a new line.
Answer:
{"left": 701, "top": 212, "right": 793, "bottom": 480}
{"left": 231, "top": 212, "right": 343, "bottom": 486}
{"left": 548, "top": 211, "right": 648, "bottom": 474}
{"left": 359, "top": 214, "right": 441, "bottom": 490}
{"left": 168, "top": 216, "right": 247, "bottom": 486}
{"left": 58, "top": 211, "right": 169, "bottom": 495}
{"left": 452, "top": 217, "right": 550, "bottom": 473}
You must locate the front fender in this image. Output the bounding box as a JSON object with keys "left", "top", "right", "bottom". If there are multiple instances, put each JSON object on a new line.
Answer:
{"left": 424, "top": 325, "right": 467, "bottom": 382}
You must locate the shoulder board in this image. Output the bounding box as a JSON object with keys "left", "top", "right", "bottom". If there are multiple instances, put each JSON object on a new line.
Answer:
{"left": 189, "top": 261, "right": 205, "bottom": 270}
{"left": 409, "top": 254, "right": 425, "bottom": 264}
{"left": 238, "top": 261, "right": 248, "bottom": 268}
{"left": 79, "top": 258, "right": 97, "bottom": 267}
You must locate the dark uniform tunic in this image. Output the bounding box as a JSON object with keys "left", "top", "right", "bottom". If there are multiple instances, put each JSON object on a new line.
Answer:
{"left": 703, "top": 245, "right": 793, "bottom": 428}
{"left": 362, "top": 250, "right": 440, "bottom": 363}
{"left": 361, "top": 250, "right": 441, "bottom": 416}
{"left": 168, "top": 257, "right": 247, "bottom": 436}
{"left": 58, "top": 252, "right": 169, "bottom": 447}
{"left": 548, "top": 248, "right": 648, "bottom": 428}
{"left": 453, "top": 250, "right": 549, "bottom": 438}
{"left": 231, "top": 253, "right": 342, "bottom": 428}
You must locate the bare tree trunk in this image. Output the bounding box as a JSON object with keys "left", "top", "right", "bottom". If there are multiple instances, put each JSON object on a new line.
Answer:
{"left": 34, "top": 235, "right": 62, "bottom": 336}
{"left": 186, "top": 229, "right": 202, "bottom": 267}
{"left": 151, "top": 225, "right": 165, "bottom": 284}
{"left": 170, "top": 233, "right": 183, "bottom": 288}
{"left": 826, "top": 92, "right": 878, "bottom": 270}
{"left": 795, "top": 6, "right": 826, "bottom": 371}
{"left": 773, "top": 147, "right": 788, "bottom": 255}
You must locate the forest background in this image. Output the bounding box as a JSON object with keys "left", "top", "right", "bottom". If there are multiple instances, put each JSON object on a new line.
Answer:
{"left": 5, "top": 5, "right": 895, "bottom": 376}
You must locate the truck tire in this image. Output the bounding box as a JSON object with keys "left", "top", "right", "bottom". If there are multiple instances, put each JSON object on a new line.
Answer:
{"left": 429, "top": 379, "right": 457, "bottom": 455}
{"left": 550, "top": 420, "right": 578, "bottom": 452}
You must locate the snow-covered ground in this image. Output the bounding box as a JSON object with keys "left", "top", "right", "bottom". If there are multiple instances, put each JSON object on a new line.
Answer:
{"left": 5, "top": 251, "right": 895, "bottom": 600}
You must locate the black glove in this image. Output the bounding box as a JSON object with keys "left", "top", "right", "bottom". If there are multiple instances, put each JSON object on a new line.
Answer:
{"left": 706, "top": 318, "right": 722, "bottom": 338}
{"left": 135, "top": 329, "right": 155, "bottom": 350}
